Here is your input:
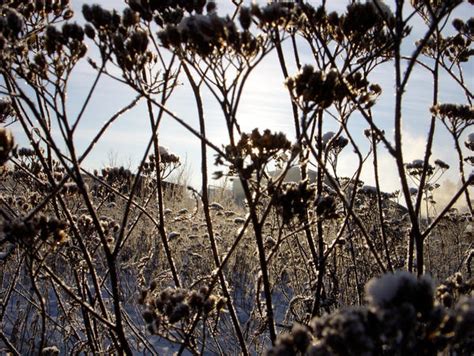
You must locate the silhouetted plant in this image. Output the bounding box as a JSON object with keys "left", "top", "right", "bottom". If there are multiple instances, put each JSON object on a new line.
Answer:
{"left": 0, "top": 1, "right": 473, "bottom": 354}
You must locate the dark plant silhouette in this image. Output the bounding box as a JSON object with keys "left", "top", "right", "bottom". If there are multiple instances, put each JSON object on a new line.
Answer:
{"left": 0, "top": 1, "right": 472, "bottom": 354}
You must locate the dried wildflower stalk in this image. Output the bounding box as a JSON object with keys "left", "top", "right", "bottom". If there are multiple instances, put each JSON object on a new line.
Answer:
{"left": 0, "top": 1, "right": 473, "bottom": 355}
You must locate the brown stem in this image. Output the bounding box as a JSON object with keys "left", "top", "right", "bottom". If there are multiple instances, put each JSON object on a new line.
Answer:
{"left": 182, "top": 63, "right": 249, "bottom": 355}
{"left": 372, "top": 131, "right": 394, "bottom": 272}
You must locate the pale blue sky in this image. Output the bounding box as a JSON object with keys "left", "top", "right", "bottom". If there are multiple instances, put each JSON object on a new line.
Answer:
{"left": 12, "top": 1, "right": 473, "bottom": 205}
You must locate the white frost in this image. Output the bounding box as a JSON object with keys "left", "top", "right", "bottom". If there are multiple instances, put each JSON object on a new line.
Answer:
{"left": 366, "top": 271, "right": 416, "bottom": 306}
{"left": 158, "top": 145, "right": 169, "bottom": 156}
{"left": 322, "top": 131, "right": 335, "bottom": 145}
{"left": 367, "top": 0, "right": 393, "bottom": 17}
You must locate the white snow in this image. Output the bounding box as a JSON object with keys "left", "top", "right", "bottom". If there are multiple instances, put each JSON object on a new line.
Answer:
{"left": 365, "top": 271, "right": 416, "bottom": 306}
{"left": 367, "top": 0, "right": 393, "bottom": 18}
{"left": 322, "top": 131, "right": 335, "bottom": 145}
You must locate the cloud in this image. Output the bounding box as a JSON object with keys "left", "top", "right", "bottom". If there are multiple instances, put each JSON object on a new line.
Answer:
{"left": 334, "top": 129, "right": 468, "bottom": 197}
{"left": 432, "top": 179, "right": 470, "bottom": 213}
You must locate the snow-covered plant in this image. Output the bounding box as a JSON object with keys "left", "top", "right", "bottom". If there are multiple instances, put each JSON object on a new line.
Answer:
{"left": 267, "top": 271, "right": 474, "bottom": 355}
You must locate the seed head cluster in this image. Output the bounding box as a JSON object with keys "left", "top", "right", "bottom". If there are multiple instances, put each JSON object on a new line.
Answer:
{"left": 432, "top": 103, "right": 474, "bottom": 138}
{"left": 3, "top": 215, "right": 68, "bottom": 247}
{"left": 0, "top": 128, "right": 14, "bottom": 166}
{"left": 294, "top": 2, "right": 399, "bottom": 57}
{"left": 0, "top": 97, "right": 13, "bottom": 124}
{"left": 139, "top": 284, "right": 227, "bottom": 334}
{"left": 218, "top": 129, "right": 292, "bottom": 179}
{"left": 0, "top": 1, "right": 82, "bottom": 80}
{"left": 287, "top": 66, "right": 381, "bottom": 109}
{"left": 270, "top": 180, "right": 316, "bottom": 225}
{"left": 267, "top": 271, "right": 474, "bottom": 355}
{"left": 158, "top": 9, "right": 262, "bottom": 58}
